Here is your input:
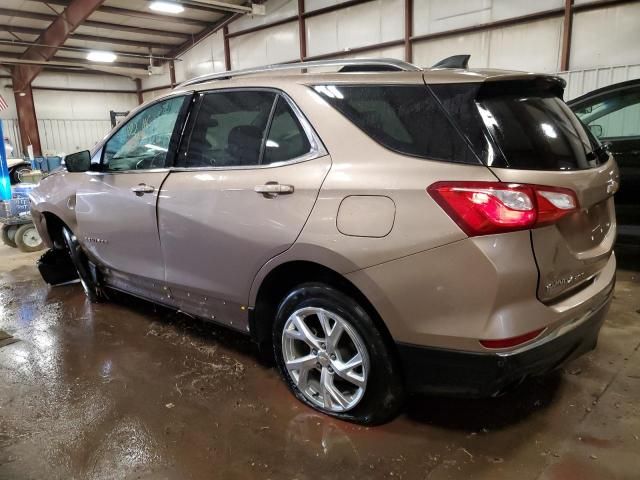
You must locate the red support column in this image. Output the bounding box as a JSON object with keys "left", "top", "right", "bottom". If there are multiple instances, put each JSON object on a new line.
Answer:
{"left": 298, "top": 0, "right": 307, "bottom": 61}
{"left": 135, "top": 78, "right": 143, "bottom": 105}
{"left": 13, "top": 85, "right": 42, "bottom": 156}
{"left": 560, "top": 0, "right": 574, "bottom": 71}
{"left": 223, "top": 26, "right": 231, "bottom": 71}
{"left": 169, "top": 60, "right": 177, "bottom": 87}
{"left": 11, "top": 0, "right": 105, "bottom": 157}
{"left": 405, "top": 0, "right": 413, "bottom": 63}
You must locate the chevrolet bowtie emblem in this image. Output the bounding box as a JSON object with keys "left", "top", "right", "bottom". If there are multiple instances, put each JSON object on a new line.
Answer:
{"left": 606, "top": 178, "right": 619, "bottom": 195}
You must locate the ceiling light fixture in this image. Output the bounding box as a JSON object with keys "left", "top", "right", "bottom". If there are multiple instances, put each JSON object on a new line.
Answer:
{"left": 87, "top": 51, "right": 117, "bottom": 63}
{"left": 149, "top": 1, "right": 185, "bottom": 14}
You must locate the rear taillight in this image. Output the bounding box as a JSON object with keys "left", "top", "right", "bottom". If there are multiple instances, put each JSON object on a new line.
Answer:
{"left": 427, "top": 181, "right": 578, "bottom": 236}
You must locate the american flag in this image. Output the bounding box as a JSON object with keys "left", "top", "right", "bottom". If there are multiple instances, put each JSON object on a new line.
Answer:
{"left": 0, "top": 94, "right": 8, "bottom": 111}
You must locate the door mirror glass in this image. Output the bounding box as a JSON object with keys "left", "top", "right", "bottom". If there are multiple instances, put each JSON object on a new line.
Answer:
{"left": 64, "top": 150, "right": 91, "bottom": 172}
{"left": 589, "top": 124, "right": 603, "bottom": 138}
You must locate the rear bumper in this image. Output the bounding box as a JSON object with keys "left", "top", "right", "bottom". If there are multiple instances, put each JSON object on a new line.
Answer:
{"left": 396, "top": 284, "right": 613, "bottom": 397}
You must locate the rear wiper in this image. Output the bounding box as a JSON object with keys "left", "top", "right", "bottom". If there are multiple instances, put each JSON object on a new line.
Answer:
{"left": 586, "top": 144, "right": 609, "bottom": 161}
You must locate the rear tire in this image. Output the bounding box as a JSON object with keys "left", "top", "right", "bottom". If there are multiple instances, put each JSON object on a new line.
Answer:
{"left": 1, "top": 224, "right": 18, "bottom": 248}
{"left": 14, "top": 224, "right": 44, "bottom": 252}
{"left": 61, "top": 227, "right": 106, "bottom": 302}
{"left": 273, "top": 283, "right": 404, "bottom": 425}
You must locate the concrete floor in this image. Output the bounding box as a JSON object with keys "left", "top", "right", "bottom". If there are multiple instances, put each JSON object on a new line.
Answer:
{"left": 0, "top": 244, "right": 639, "bottom": 480}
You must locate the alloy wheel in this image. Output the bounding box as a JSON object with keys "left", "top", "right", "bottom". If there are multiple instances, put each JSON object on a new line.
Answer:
{"left": 282, "top": 307, "right": 369, "bottom": 413}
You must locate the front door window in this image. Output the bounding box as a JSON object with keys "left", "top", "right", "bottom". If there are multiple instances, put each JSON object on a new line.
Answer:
{"left": 103, "top": 95, "right": 189, "bottom": 171}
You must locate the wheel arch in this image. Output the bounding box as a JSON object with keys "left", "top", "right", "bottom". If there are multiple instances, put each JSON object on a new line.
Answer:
{"left": 249, "top": 259, "right": 397, "bottom": 360}
{"left": 40, "top": 210, "right": 72, "bottom": 249}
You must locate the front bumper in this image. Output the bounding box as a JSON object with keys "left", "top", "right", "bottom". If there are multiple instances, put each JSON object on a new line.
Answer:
{"left": 396, "top": 286, "right": 613, "bottom": 397}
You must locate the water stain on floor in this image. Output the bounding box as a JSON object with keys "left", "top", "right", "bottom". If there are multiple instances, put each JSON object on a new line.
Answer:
{"left": 1, "top": 245, "right": 639, "bottom": 480}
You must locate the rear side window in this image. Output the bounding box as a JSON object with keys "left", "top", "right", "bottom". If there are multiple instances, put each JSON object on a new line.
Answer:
{"left": 184, "top": 91, "right": 276, "bottom": 168}
{"left": 314, "top": 85, "right": 480, "bottom": 164}
{"left": 183, "top": 91, "right": 314, "bottom": 168}
{"left": 263, "top": 97, "right": 311, "bottom": 164}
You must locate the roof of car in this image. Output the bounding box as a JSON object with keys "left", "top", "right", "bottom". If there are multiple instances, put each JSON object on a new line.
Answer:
{"left": 182, "top": 67, "right": 554, "bottom": 93}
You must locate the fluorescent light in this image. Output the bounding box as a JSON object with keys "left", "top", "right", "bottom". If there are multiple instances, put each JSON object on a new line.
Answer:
{"left": 87, "top": 51, "right": 117, "bottom": 63}
{"left": 149, "top": 1, "right": 184, "bottom": 13}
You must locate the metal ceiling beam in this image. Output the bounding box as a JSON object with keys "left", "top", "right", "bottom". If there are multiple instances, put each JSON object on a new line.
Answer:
{"left": 0, "top": 24, "right": 175, "bottom": 50}
{"left": 1, "top": 51, "right": 146, "bottom": 69}
{"left": 12, "top": 0, "right": 106, "bottom": 156}
{"left": 13, "top": 0, "right": 107, "bottom": 90}
{"left": 0, "top": 39, "right": 178, "bottom": 61}
{"left": 30, "top": 0, "right": 232, "bottom": 17}
{"left": 98, "top": 5, "right": 210, "bottom": 27}
{"left": 168, "top": 13, "right": 240, "bottom": 58}
{"left": 3, "top": 56, "right": 147, "bottom": 71}
{"left": 178, "top": 0, "right": 253, "bottom": 14}
{"left": 69, "top": 33, "right": 175, "bottom": 50}
{"left": 0, "top": 7, "right": 190, "bottom": 39}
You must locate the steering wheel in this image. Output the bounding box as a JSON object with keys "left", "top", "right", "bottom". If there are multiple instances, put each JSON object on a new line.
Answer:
{"left": 135, "top": 152, "right": 166, "bottom": 170}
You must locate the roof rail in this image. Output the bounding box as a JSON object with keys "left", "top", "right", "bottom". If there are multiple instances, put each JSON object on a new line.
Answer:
{"left": 176, "top": 58, "right": 421, "bottom": 88}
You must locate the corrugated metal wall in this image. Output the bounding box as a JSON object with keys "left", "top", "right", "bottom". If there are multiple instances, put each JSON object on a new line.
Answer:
{"left": 1, "top": 119, "right": 22, "bottom": 158}
{"left": 2, "top": 73, "right": 138, "bottom": 158}
{"left": 37, "top": 119, "right": 112, "bottom": 156}
{"left": 559, "top": 63, "right": 640, "bottom": 101}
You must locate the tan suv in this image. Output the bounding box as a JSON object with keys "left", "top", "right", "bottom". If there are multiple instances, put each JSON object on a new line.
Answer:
{"left": 31, "top": 58, "right": 618, "bottom": 424}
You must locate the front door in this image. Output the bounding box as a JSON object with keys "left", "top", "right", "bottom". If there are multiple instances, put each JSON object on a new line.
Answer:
{"left": 75, "top": 94, "right": 191, "bottom": 292}
{"left": 158, "top": 90, "right": 331, "bottom": 331}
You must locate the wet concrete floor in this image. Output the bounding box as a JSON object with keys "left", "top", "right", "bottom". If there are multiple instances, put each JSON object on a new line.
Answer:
{"left": 0, "top": 243, "right": 639, "bottom": 479}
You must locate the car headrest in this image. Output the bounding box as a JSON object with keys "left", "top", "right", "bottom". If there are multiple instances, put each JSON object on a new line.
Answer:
{"left": 227, "top": 125, "right": 263, "bottom": 165}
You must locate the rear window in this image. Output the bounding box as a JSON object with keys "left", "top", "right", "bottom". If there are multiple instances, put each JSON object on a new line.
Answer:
{"left": 313, "top": 85, "right": 480, "bottom": 164}
{"left": 430, "top": 80, "right": 607, "bottom": 171}
{"left": 478, "top": 94, "right": 603, "bottom": 170}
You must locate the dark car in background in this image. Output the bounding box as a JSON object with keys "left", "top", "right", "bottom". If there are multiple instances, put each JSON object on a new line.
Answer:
{"left": 569, "top": 79, "right": 640, "bottom": 250}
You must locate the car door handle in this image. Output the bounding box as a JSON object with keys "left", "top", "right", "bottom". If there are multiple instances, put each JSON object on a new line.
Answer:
{"left": 131, "top": 183, "right": 155, "bottom": 196}
{"left": 254, "top": 183, "right": 294, "bottom": 196}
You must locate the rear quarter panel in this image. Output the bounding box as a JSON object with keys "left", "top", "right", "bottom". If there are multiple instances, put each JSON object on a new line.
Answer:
{"left": 249, "top": 83, "right": 498, "bottom": 305}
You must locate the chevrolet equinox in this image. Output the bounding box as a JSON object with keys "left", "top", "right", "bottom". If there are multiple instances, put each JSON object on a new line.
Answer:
{"left": 31, "top": 58, "right": 618, "bottom": 425}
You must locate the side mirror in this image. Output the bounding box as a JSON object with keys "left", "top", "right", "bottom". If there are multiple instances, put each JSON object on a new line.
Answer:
{"left": 64, "top": 150, "right": 91, "bottom": 173}
{"left": 589, "top": 124, "right": 603, "bottom": 138}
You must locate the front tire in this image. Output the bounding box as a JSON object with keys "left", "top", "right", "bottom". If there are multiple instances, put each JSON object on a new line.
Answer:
{"left": 273, "top": 283, "right": 404, "bottom": 425}
{"left": 62, "top": 227, "right": 105, "bottom": 302}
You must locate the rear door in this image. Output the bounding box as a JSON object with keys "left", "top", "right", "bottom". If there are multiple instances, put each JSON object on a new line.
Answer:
{"left": 158, "top": 89, "right": 330, "bottom": 330}
{"left": 471, "top": 82, "right": 618, "bottom": 302}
